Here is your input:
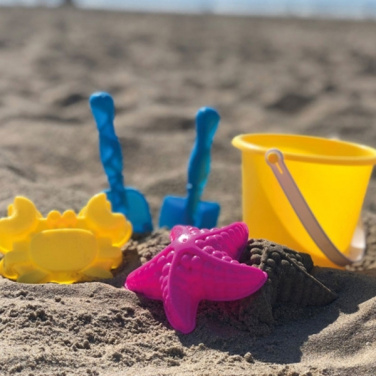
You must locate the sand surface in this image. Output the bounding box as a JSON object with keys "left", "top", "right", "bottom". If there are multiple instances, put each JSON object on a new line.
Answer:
{"left": 0, "top": 7, "right": 376, "bottom": 375}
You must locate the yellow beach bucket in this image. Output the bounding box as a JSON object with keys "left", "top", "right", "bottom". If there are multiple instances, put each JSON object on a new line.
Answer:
{"left": 232, "top": 134, "right": 376, "bottom": 268}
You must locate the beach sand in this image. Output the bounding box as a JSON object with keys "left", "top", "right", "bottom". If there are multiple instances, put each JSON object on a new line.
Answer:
{"left": 0, "top": 7, "right": 375, "bottom": 375}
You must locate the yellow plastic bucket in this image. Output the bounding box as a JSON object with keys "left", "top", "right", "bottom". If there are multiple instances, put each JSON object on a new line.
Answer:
{"left": 232, "top": 134, "right": 376, "bottom": 268}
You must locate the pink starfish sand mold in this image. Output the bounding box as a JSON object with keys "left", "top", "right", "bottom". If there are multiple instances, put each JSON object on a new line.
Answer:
{"left": 125, "top": 222, "right": 268, "bottom": 334}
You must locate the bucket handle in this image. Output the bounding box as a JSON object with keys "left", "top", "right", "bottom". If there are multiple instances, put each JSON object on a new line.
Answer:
{"left": 265, "top": 148, "right": 365, "bottom": 267}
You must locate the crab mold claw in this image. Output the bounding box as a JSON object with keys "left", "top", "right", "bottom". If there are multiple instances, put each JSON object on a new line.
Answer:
{"left": 0, "top": 197, "right": 41, "bottom": 254}
{"left": 79, "top": 193, "right": 133, "bottom": 248}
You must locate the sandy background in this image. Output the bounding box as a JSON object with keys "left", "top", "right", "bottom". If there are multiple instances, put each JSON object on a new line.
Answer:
{"left": 0, "top": 6, "right": 376, "bottom": 375}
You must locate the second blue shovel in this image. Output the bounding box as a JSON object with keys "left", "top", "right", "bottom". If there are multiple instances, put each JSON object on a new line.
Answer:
{"left": 159, "top": 107, "right": 220, "bottom": 229}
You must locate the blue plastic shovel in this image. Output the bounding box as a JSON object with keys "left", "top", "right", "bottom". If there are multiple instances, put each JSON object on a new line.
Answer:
{"left": 89, "top": 92, "right": 153, "bottom": 233}
{"left": 159, "top": 107, "right": 220, "bottom": 229}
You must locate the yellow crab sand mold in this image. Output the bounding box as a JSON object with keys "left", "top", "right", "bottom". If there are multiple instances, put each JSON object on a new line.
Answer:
{"left": 0, "top": 193, "right": 133, "bottom": 284}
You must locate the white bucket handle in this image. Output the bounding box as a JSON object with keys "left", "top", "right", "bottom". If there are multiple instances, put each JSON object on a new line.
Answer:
{"left": 265, "top": 148, "right": 365, "bottom": 267}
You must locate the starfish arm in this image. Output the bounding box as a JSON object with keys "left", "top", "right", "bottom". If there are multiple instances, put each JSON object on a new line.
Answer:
{"left": 195, "top": 222, "right": 249, "bottom": 260}
{"left": 171, "top": 222, "right": 249, "bottom": 260}
{"left": 163, "top": 272, "right": 200, "bottom": 334}
{"left": 197, "top": 252, "right": 267, "bottom": 301}
{"left": 125, "top": 246, "right": 174, "bottom": 300}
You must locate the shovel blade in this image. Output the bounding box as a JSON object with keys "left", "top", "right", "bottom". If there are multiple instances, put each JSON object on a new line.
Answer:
{"left": 105, "top": 188, "right": 153, "bottom": 233}
{"left": 159, "top": 196, "right": 220, "bottom": 229}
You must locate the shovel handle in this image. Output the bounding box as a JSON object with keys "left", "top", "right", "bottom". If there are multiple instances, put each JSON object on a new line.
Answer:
{"left": 90, "top": 92, "right": 127, "bottom": 212}
{"left": 186, "top": 107, "right": 220, "bottom": 222}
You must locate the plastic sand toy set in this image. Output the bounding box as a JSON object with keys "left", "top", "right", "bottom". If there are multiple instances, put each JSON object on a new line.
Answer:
{"left": 1, "top": 90, "right": 376, "bottom": 333}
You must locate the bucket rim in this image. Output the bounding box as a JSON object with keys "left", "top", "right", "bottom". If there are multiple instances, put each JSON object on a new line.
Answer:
{"left": 232, "top": 133, "right": 376, "bottom": 166}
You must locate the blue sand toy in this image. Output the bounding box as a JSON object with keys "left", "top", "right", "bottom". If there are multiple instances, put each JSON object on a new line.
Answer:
{"left": 89, "top": 92, "right": 153, "bottom": 233}
{"left": 159, "top": 107, "right": 220, "bottom": 229}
